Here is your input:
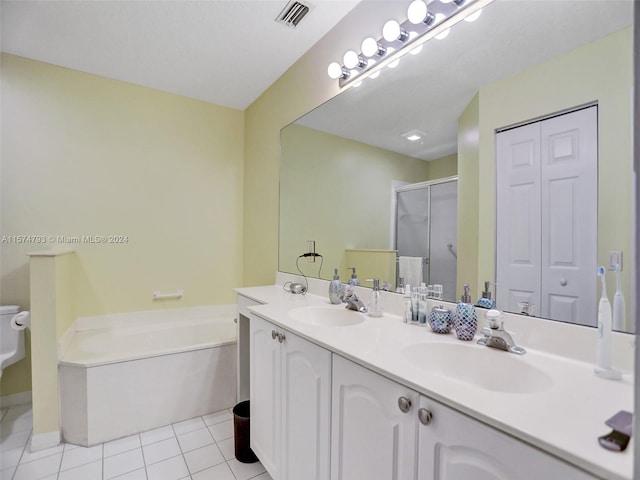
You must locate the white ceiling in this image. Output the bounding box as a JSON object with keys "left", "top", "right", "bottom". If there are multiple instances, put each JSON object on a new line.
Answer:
{"left": 1, "top": 0, "right": 360, "bottom": 110}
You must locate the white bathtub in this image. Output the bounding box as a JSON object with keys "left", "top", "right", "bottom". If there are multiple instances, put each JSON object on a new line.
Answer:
{"left": 59, "top": 306, "right": 237, "bottom": 446}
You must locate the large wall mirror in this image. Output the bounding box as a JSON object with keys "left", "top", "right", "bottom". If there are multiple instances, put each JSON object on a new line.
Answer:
{"left": 279, "top": 0, "right": 634, "bottom": 332}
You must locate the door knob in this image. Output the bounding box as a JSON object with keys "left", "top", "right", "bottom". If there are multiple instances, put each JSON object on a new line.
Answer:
{"left": 398, "top": 396, "right": 412, "bottom": 413}
{"left": 560, "top": 278, "right": 567, "bottom": 286}
{"left": 418, "top": 408, "right": 433, "bottom": 425}
{"left": 277, "top": 332, "right": 286, "bottom": 343}
{"left": 271, "top": 330, "right": 278, "bottom": 340}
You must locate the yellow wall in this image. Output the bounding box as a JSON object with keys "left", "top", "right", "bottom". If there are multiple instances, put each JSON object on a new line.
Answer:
{"left": 462, "top": 27, "right": 632, "bottom": 327}
{"left": 428, "top": 153, "right": 458, "bottom": 181}
{"left": 279, "top": 124, "right": 431, "bottom": 280}
{"left": 1, "top": 54, "right": 245, "bottom": 395}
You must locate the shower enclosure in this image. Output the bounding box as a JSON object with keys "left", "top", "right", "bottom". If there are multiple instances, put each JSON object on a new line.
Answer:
{"left": 394, "top": 177, "right": 458, "bottom": 302}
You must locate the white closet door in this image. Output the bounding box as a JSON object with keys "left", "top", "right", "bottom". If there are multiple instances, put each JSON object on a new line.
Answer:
{"left": 540, "top": 107, "right": 597, "bottom": 326}
{"left": 496, "top": 122, "right": 542, "bottom": 315}
{"left": 496, "top": 106, "right": 597, "bottom": 324}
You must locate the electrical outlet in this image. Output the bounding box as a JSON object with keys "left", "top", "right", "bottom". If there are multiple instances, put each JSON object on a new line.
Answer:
{"left": 307, "top": 240, "right": 315, "bottom": 263}
{"left": 608, "top": 251, "right": 623, "bottom": 271}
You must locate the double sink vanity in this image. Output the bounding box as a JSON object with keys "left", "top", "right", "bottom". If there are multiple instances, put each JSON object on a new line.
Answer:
{"left": 235, "top": 274, "right": 633, "bottom": 480}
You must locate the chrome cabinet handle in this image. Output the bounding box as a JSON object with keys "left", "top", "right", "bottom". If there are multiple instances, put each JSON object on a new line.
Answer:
{"left": 398, "top": 396, "right": 412, "bottom": 413}
{"left": 277, "top": 332, "right": 286, "bottom": 343}
{"left": 271, "top": 330, "right": 278, "bottom": 340}
{"left": 418, "top": 408, "right": 433, "bottom": 425}
{"left": 560, "top": 278, "right": 568, "bottom": 286}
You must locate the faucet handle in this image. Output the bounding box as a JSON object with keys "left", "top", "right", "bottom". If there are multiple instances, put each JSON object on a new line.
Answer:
{"left": 485, "top": 309, "right": 502, "bottom": 329}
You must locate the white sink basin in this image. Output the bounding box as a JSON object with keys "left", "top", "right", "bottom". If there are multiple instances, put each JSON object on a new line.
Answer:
{"left": 401, "top": 342, "right": 553, "bottom": 394}
{"left": 288, "top": 306, "right": 365, "bottom": 327}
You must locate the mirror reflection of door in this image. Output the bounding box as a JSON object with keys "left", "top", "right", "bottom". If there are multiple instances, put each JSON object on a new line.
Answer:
{"left": 496, "top": 106, "right": 598, "bottom": 325}
{"left": 395, "top": 179, "right": 458, "bottom": 302}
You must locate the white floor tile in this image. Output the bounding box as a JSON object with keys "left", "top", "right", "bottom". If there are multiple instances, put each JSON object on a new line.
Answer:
{"left": 140, "top": 426, "right": 175, "bottom": 446}
{"left": 1, "top": 414, "right": 34, "bottom": 437}
{"left": 12, "top": 452, "right": 62, "bottom": 480}
{"left": 172, "top": 417, "right": 206, "bottom": 436}
{"left": 60, "top": 444, "right": 102, "bottom": 471}
{"left": 1, "top": 465, "right": 17, "bottom": 479}
{"left": 251, "top": 472, "right": 274, "bottom": 480}
{"left": 146, "top": 455, "right": 189, "bottom": 480}
{"left": 1, "top": 429, "right": 31, "bottom": 452}
{"left": 111, "top": 467, "right": 147, "bottom": 480}
{"left": 143, "top": 437, "right": 181, "bottom": 465}
{"left": 58, "top": 459, "right": 102, "bottom": 480}
{"left": 2, "top": 446, "right": 26, "bottom": 468}
{"left": 20, "top": 443, "right": 64, "bottom": 464}
{"left": 191, "top": 462, "right": 236, "bottom": 480}
{"left": 202, "top": 410, "right": 232, "bottom": 427}
{"left": 64, "top": 443, "right": 81, "bottom": 451}
{"left": 216, "top": 437, "right": 234, "bottom": 461}
{"left": 208, "top": 420, "right": 233, "bottom": 443}
{"left": 227, "top": 459, "right": 265, "bottom": 480}
{"left": 177, "top": 427, "right": 214, "bottom": 453}
{"left": 103, "top": 448, "right": 144, "bottom": 479}
{"left": 104, "top": 434, "right": 141, "bottom": 458}
{"left": 183, "top": 444, "right": 224, "bottom": 474}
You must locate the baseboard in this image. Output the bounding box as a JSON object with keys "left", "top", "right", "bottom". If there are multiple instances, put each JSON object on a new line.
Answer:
{"left": 0, "top": 390, "right": 32, "bottom": 408}
{"left": 30, "top": 430, "right": 61, "bottom": 452}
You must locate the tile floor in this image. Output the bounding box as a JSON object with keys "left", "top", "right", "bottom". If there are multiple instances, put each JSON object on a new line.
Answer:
{"left": 0, "top": 404, "right": 273, "bottom": 480}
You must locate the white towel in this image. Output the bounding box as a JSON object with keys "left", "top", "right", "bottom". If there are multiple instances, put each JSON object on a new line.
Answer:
{"left": 398, "top": 256, "right": 423, "bottom": 289}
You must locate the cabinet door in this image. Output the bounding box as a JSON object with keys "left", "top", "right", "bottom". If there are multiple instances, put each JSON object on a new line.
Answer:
{"left": 281, "top": 331, "right": 332, "bottom": 480}
{"left": 331, "top": 355, "right": 418, "bottom": 480}
{"left": 249, "top": 315, "right": 281, "bottom": 478}
{"left": 417, "top": 396, "right": 597, "bottom": 480}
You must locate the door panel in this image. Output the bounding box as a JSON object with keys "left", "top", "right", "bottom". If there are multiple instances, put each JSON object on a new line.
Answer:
{"left": 496, "top": 106, "right": 597, "bottom": 324}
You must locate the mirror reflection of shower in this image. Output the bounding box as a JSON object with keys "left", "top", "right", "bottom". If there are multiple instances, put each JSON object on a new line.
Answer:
{"left": 393, "top": 177, "right": 458, "bottom": 302}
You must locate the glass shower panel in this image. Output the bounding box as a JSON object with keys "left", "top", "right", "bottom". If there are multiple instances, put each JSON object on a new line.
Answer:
{"left": 429, "top": 181, "right": 458, "bottom": 302}
{"left": 396, "top": 188, "right": 430, "bottom": 284}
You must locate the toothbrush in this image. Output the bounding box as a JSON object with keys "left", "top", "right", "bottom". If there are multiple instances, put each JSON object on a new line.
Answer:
{"left": 612, "top": 264, "right": 625, "bottom": 332}
{"left": 594, "top": 266, "right": 621, "bottom": 380}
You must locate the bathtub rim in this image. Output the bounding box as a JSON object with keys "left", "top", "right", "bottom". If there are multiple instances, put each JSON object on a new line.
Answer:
{"left": 58, "top": 304, "right": 237, "bottom": 367}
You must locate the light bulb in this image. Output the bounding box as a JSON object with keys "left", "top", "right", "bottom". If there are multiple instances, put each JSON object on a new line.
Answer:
{"left": 343, "top": 51, "right": 359, "bottom": 69}
{"left": 327, "top": 62, "right": 345, "bottom": 80}
{"left": 464, "top": 9, "right": 482, "bottom": 22}
{"left": 407, "top": 0, "right": 435, "bottom": 26}
{"left": 407, "top": 0, "right": 427, "bottom": 24}
{"left": 361, "top": 37, "right": 385, "bottom": 58}
{"left": 383, "top": 20, "right": 407, "bottom": 43}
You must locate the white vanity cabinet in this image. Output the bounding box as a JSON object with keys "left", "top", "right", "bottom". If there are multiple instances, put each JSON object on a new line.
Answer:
{"left": 249, "top": 314, "right": 331, "bottom": 480}
{"left": 331, "top": 354, "right": 419, "bottom": 480}
{"left": 417, "top": 396, "right": 598, "bottom": 480}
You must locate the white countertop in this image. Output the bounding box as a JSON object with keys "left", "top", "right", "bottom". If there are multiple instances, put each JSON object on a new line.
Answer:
{"left": 235, "top": 283, "right": 634, "bottom": 480}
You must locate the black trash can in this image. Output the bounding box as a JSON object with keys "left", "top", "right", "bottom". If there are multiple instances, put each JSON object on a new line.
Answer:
{"left": 233, "top": 400, "right": 259, "bottom": 463}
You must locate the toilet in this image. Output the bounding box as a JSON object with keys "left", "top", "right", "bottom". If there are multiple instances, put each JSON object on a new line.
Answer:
{"left": 0, "top": 305, "right": 27, "bottom": 380}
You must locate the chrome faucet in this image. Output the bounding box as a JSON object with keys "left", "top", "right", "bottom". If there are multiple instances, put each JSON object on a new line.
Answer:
{"left": 477, "top": 310, "right": 526, "bottom": 355}
{"left": 341, "top": 287, "right": 368, "bottom": 313}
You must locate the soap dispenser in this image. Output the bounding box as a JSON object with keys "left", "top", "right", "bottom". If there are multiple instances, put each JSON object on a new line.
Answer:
{"left": 476, "top": 281, "right": 496, "bottom": 309}
{"left": 348, "top": 267, "right": 361, "bottom": 286}
{"left": 454, "top": 284, "right": 477, "bottom": 341}
{"left": 367, "top": 278, "right": 383, "bottom": 317}
{"left": 329, "top": 268, "right": 343, "bottom": 305}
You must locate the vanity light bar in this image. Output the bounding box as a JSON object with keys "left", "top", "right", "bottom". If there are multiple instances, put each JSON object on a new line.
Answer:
{"left": 328, "top": 0, "right": 494, "bottom": 88}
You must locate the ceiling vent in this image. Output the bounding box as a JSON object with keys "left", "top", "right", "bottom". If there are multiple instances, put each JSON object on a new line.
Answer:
{"left": 276, "top": 1, "right": 310, "bottom": 28}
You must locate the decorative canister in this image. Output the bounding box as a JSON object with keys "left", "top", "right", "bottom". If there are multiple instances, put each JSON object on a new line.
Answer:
{"left": 454, "top": 284, "right": 478, "bottom": 341}
{"left": 428, "top": 305, "right": 453, "bottom": 334}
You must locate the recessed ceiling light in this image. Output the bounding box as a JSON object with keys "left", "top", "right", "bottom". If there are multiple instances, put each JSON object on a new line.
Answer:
{"left": 402, "top": 129, "right": 426, "bottom": 142}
